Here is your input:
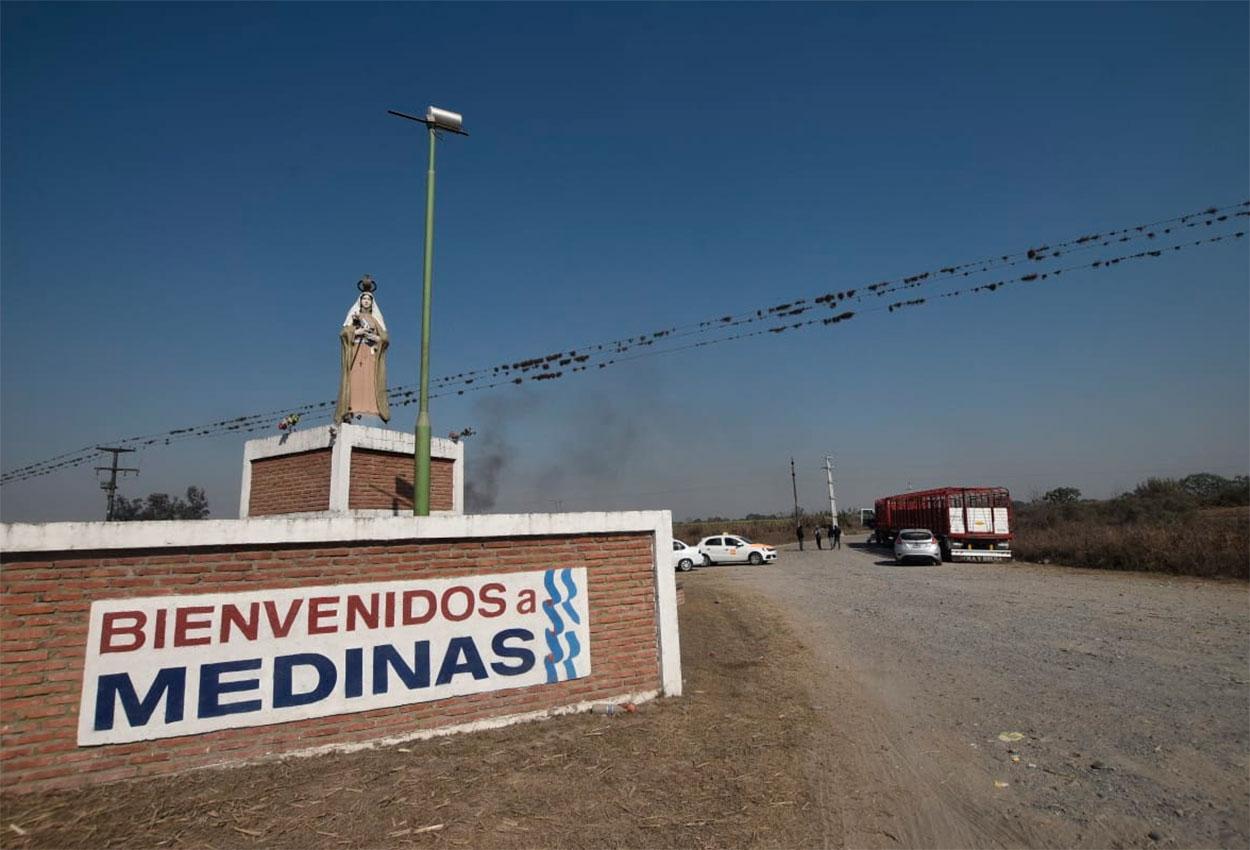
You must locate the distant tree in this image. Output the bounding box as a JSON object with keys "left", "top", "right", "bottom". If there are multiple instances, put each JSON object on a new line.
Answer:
{"left": 1107, "top": 477, "right": 1198, "bottom": 522}
{"left": 1042, "top": 487, "right": 1082, "bottom": 504}
{"left": 1226, "top": 475, "right": 1250, "bottom": 506}
{"left": 1131, "top": 478, "right": 1190, "bottom": 502}
{"left": 1178, "top": 473, "right": 1228, "bottom": 503}
{"left": 114, "top": 486, "right": 210, "bottom": 521}
{"left": 1180, "top": 473, "right": 1250, "bottom": 506}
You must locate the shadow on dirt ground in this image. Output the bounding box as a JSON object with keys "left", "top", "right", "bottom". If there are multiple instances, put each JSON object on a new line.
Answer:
{"left": 1, "top": 579, "right": 829, "bottom": 849}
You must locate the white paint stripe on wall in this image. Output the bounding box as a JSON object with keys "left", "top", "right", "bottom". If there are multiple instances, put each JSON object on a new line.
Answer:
{"left": 1, "top": 510, "right": 666, "bottom": 552}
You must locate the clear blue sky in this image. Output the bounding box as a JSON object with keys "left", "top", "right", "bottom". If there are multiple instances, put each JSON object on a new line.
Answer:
{"left": 3, "top": 2, "right": 1247, "bottom": 523}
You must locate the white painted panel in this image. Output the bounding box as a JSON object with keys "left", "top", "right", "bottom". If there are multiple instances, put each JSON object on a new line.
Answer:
{"left": 993, "top": 507, "right": 1010, "bottom": 534}
{"left": 78, "top": 569, "right": 590, "bottom": 746}
{"left": 948, "top": 507, "right": 965, "bottom": 535}
{"left": 967, "top": 507, "right": 992, "bottom": 533}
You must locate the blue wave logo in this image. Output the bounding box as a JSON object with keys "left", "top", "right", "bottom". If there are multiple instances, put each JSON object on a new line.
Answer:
{"left": 543, "top": 568, "right": 584, "bottom": 683}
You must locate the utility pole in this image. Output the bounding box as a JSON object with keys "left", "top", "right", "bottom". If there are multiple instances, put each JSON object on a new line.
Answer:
{"left": 823, "top": 455, "right": 839, "bottom": 527}
{"left": 790, "top": 456, "right": 801, "bottom": 534}
{"left": 95, "top": 447, "right": 138, "bottom": 521}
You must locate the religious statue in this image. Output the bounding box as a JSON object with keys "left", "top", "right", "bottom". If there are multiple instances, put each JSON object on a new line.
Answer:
{"left": 335, "top": 276, "right": 390, "bottom": 423}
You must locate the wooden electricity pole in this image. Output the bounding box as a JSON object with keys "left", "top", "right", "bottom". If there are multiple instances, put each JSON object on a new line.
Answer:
{"left": 790, "top": 456, "right": 801, "bottom": 528}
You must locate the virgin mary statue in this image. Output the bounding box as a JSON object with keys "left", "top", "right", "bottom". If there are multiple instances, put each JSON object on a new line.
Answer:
{"left": 335, "top": 276, "right": 390, "bottom": 424}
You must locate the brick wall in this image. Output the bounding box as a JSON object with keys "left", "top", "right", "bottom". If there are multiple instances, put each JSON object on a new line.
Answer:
{"left": 0, "top": 532, "right": 659, "bottom": 792}
{"left": 348, "top": 450, "right": 454, "bottom": 512}
{"left": 248, "top": 449, "right": 332, "bottom": 515}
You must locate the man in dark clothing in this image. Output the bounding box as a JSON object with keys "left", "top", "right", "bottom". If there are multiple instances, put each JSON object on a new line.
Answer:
{"left": 796, "top": 524, "right": 805, "bottom": 551}
{"left": 832, "top": 525, "right": 842, "bottom": 549}
{"left": 814, "top": 526, "right": 824, "bottom": 550}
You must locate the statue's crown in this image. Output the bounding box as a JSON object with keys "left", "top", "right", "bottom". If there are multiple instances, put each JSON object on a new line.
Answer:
{"left": 357, "top": 275, "right": 377, "bottom": 293}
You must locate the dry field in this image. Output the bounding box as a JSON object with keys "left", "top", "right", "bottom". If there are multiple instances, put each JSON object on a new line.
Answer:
{"left": 1015, "top": 506, "right": 1248, "bottom": 579}
{"left": 679, "top": 504, "right": 1249, "bottom": 579}
{"left": 1, "top": 581, "right": 827, "bottom": 849}
{"left": 674, "top": 516, "right": 853, "bottom": 547}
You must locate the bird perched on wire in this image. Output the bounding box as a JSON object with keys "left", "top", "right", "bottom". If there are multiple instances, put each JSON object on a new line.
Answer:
{"left": 448, "top": 427, "right": 476, "bottom": 443}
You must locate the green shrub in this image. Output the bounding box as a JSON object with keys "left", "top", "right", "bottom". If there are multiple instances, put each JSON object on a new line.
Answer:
{"left": 1015, "top": 474, "right": 1247, "bottom": 578}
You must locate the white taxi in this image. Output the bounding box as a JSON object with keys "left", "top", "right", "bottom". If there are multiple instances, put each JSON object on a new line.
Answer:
{"left": 696, "top": 534, "right": 777, "bottom": 566}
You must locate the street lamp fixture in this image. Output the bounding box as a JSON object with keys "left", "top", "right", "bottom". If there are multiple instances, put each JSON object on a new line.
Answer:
{"left": 387, "top": 107, "right": 469, "bottom": 136}
{"left": 388, "top": 104, "right": 469, "bottom": 516}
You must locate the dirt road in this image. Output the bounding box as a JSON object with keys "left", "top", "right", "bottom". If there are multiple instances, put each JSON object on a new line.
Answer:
{"left": 710, "top": 536, "right": 1250, "bottom": 849}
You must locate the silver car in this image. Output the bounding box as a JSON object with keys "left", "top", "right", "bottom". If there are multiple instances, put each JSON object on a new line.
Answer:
{"left": 893, "top": 529, "right": 941, "bottom": 565}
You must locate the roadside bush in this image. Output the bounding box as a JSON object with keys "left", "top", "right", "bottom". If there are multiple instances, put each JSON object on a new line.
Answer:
{"left": 1180, "top": 473, "right": 1250, "bottom": 506}
{"left": 675, "top": 508, "right": 867, "bottom": 547}
{"left": 675, "top": 517, "right": 796, "bottom": 546}
{"left": 1042, "top": 486, "right": 1082, "bottom": 504}
{"left": 1014, "top": 507, "right": 1247, "bottom": 579}
{"left": 673, "top": 473, "right": 1248, "bottom": 578}
{"left": 1016, "top": 473, "right": 1248, "bottom": 578}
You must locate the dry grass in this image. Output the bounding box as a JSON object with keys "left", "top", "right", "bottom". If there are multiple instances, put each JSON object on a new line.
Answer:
{"left": 1, "top": 581, "right": 827, "bottom": 849}
{"left": 675, "top": 491, "right": 1248, "bottom": 579}
{"left": 1014, "top": 506, "right": 1248, "bottom": 579}
{"left": 674, "top": 518, "right": 796, "bottom": 546}
{"left": 674, "top": 516, "right": 864, "bottom": 547}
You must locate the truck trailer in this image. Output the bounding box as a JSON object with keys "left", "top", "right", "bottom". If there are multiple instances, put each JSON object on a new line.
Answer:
{"left": 872, "top": 487, "right": 1013, "bottom": 562}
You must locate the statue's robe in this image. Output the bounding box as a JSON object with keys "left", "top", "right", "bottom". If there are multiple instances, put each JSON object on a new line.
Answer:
{"left": 335, "top": 313, "right": 390, "bottom": 423}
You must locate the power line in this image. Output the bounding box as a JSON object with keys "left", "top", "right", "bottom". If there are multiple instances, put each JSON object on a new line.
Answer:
{"left": 7, "top": 221, "right": 1244, "bottom": 483}
{"left": 2, "top": 205, "right": 1245, "bottom": 485}
{"left": 6, "top": 222, "right": 1243, "bottom": 484}
{"left": 409, "top": 200, "right": 1248, "bottom": 392}
{"left": 591, "top": 227, "right": 1247, "bottom": 371}
{"left": 414, "top": 226, "right": 1246, "bottom": 401}
{"left": 8, "top": 199, "right": 1239, "bottom": 476}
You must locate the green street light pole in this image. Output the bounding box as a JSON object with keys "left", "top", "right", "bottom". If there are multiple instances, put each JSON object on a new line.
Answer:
{"left": 387, "top": 106, "right": 467, "bottom": 516}
{"left": 414, "top": 123, "right": 437, "bottom": 515}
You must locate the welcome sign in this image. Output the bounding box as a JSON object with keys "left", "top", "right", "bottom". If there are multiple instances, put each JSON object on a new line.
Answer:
{"left": 78, "top": 569, "right": 591, "bottom": 745}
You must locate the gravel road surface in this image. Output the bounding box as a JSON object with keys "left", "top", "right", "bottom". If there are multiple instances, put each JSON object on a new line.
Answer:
{"left": 696, "top": 536, "right": 1250, "bottom": 849}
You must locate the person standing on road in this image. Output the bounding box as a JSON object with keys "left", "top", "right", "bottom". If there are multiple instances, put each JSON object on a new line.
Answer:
{"left": 796, "top": 524, "right": 805, "bottom": 551}
{"left": 832, "top": 525, "right": 842, "bottom": 549}
{"left": 814, "top": 526, "right": 824, "bottom": 550}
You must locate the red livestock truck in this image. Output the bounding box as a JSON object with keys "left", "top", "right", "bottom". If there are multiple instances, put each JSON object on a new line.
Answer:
{"left": 872, "top": 487, "right": 1014, "bottom": 562}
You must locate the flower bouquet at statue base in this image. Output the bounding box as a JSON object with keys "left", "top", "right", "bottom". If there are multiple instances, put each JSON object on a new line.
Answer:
{"left": 277, "top": 413, "right": 301, "bottom": 432}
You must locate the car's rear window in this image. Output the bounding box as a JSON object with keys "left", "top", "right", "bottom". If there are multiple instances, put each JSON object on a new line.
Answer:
{"left": 706, "top": 538, "right": 723, "bottom": 546}
{"left": 901, "top": 531, "right": 932, "bottom": 541}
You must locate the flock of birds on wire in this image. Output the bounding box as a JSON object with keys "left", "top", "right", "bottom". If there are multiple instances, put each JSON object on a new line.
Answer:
{"left": 3, "top": 200, "right": 1246, "bottom": 486}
